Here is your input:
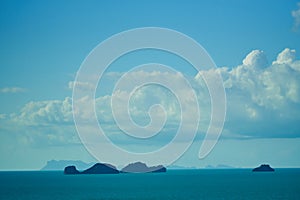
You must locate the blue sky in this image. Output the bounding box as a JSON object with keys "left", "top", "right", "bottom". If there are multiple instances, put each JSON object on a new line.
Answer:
{"left": 1, "top": 0, "right": 300, "bottom": 170}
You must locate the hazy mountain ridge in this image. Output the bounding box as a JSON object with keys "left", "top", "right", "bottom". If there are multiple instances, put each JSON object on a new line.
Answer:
{"left": 204, "top": 164, "right": 235, "bottom": 169}
{"left": 41, "top": 160, "right": 94, "bottom": 171}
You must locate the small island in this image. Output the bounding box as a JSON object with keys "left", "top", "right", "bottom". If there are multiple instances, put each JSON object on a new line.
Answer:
{"left": 64, "top": 163, "right": 119, "bottom": 174}
{"left": 252, "top": 164, "right": 275, "bottom": 172}
{"left": 64, "top": 162, "right": 166, "bottom": 174}
{"left": 121, "top": 162, "right": 166, "bottom": 173}
{"left": 64, "top": 166, "right": 80, "bottom": 174}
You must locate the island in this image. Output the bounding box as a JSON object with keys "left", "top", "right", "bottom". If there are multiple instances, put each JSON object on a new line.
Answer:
{"left": 64, "top": 162, "right": 166, "bottom": 174}
{"left": 121, "top": 162, "right": 166, "bottom": 173}
{"left": 64, "top": 163, "right": 119, "bottom": 174}
{"left": 64, "top": 166, "right": 80, "bottom": 174}
{"left": 252, "top": 164, "right": 275, "bottom": 172}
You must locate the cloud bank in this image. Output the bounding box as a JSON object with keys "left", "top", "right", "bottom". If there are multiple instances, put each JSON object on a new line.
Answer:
{"left": 212, "top": 48, "right": 300, "bottom": 138}
{"left": 1, "top": 48, "right": 300, "bottom": 147}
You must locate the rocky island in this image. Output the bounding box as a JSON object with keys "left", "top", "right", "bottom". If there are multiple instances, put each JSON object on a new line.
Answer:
{"left": 64, "top": 162, "right": 166, "bottom": 174}
{"left": 252, "top": 164, "right": 275, "bottom": 172}
{"left": 121, "top": 162, "right": 166, "bottom": 173}
{"left": 64, "top": 166, "right": 80, "bottom": 174}
{"left": 64, "top": 163, "right": 119, "bottom": 174}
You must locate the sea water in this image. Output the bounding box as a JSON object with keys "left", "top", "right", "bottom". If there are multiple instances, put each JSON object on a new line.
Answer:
{"left": 0, "top": 169, "right": 299, "bottom": 200}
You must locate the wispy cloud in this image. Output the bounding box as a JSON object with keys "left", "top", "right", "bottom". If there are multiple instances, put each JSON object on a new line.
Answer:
{"left": 292, "top": 2, "right": 300, "bottom": 31}
{"left": 0, "top": 114, "right": 6, "bottom": 119}
{"left": 68, "top": 81, "right": 94, "bottom": 91}
{"left": 0, "top": 87, "right": 26, "bottom": 93}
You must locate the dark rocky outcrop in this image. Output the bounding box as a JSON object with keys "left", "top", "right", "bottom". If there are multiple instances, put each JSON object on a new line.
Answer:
{"left": 121, "top": 162, "right": 166, "bottom": 173}
{"left": 252, "top": 164, "right": 275, "bottom": 172}
{"left": 64, "top": 163, "right": 119, "bottom": 174}
{"left": 64, "top": 162, "right": 166, "bottom": 174}
{"left": 82, "top": 163, "right": 119, "bottom": 174}
{"left": 64, "top": 166, "right": 80, "bottom": 174}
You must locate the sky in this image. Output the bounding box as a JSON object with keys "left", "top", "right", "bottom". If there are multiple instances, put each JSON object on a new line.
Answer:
{"left": 1, "top": 0, "right": 300, "bottom": 170}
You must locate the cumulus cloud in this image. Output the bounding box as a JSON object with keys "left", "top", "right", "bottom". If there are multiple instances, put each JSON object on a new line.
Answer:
{"left": 272, "top": 48, "right": 296, "bottom": 65}
{"left": 3, "top": 48, "right": 300, "bottom": 146}
{"left": 197, "top": 48, "right": 300, "bottom": 138}
{"left": 292, "top": 2, "right": 300, "bottom": 31}
{"left": 0, "top": 87, "right": 26, "bottom": 93}
{"left": 13, "top": 97, "right": 73, "bottom": 126}
{"left": 221, "top": 48, "right": 300, "bottom": 108}
{"left": 5, "top": 71, "right": 208, "bottom": 146}
{"left": 75, "top": 70, "right": 207, "bottom": 143}
{"left": 242, "top": 50, "right": 268, "bottom": 69}
{"left": 2, "top": 97, "right": 78, "bottom": 146}
{"left": 56, "top": 47, "right": 300, "bottom": 139}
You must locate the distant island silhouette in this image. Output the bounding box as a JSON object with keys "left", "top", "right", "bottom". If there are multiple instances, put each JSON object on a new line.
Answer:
{"left": 64, "top": 163, "right": 119, "bottom": 174}
{"left": 204, "top": 164, "right": 235, "bottom": 169}
{"left": 252, "top": 164, "right": 275, "bottom": 172}
{"left": 121, "top": 162, "right": 166, "bottom": 173}
{"left": 64, "top": 162, "right": 166, "bottom": 174}
{"left": 64, "top": 166, "right": 80, "bottom": 174}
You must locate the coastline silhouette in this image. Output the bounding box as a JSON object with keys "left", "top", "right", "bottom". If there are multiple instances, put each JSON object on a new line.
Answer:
{"left": 252, "top": 164, "right": 275, "bottom": 172}
{"left": 64, "top": 162, "right": 166, "bottom": 174}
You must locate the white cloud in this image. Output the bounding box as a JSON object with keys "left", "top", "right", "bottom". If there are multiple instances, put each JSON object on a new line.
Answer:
{"left": 94, "top": 71, "right": 206, "bottom": 141}
{"left": 242, "top": 50, "right": 268, "bottom": 69}
{"left": 0, "top": 114, "right": 6, "bottom": 120}
{"left": 272, "top": 48, "right": 296, "bottom": 65}
{"left": 68, "top": 81, "right": 94, "bottom": 91}
{"left": 79, "top": 49, "right": 300, "bottom": 139}
{"left": 3, "top": 48, "right": 300, "bottom": 146}
{"left": 0, "top": 87, "right": 26, "bottom": 93}
{"left": 1, "top": 97, "right": 78, "bottom": 146}
{"left": 292, "top": 2, "right": 300, "bottom": 31}
{"left": 226, "top": 49, "right": 300, "bottom": 109}
{"left": 13, "top": 97, "right": 73, "bottom": 126}
{"left": 197, "top": 48, "right": 300, "bottom": 138}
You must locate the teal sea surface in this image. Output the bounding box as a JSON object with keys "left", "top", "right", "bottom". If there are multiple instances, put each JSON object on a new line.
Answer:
{"left": 0, "top": 169, "right": 300, "bottom": 200}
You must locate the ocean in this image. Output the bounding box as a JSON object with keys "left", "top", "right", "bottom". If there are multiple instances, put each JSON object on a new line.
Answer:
{"left": 0, "top": 169, "right": 299, "bottom": 200}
